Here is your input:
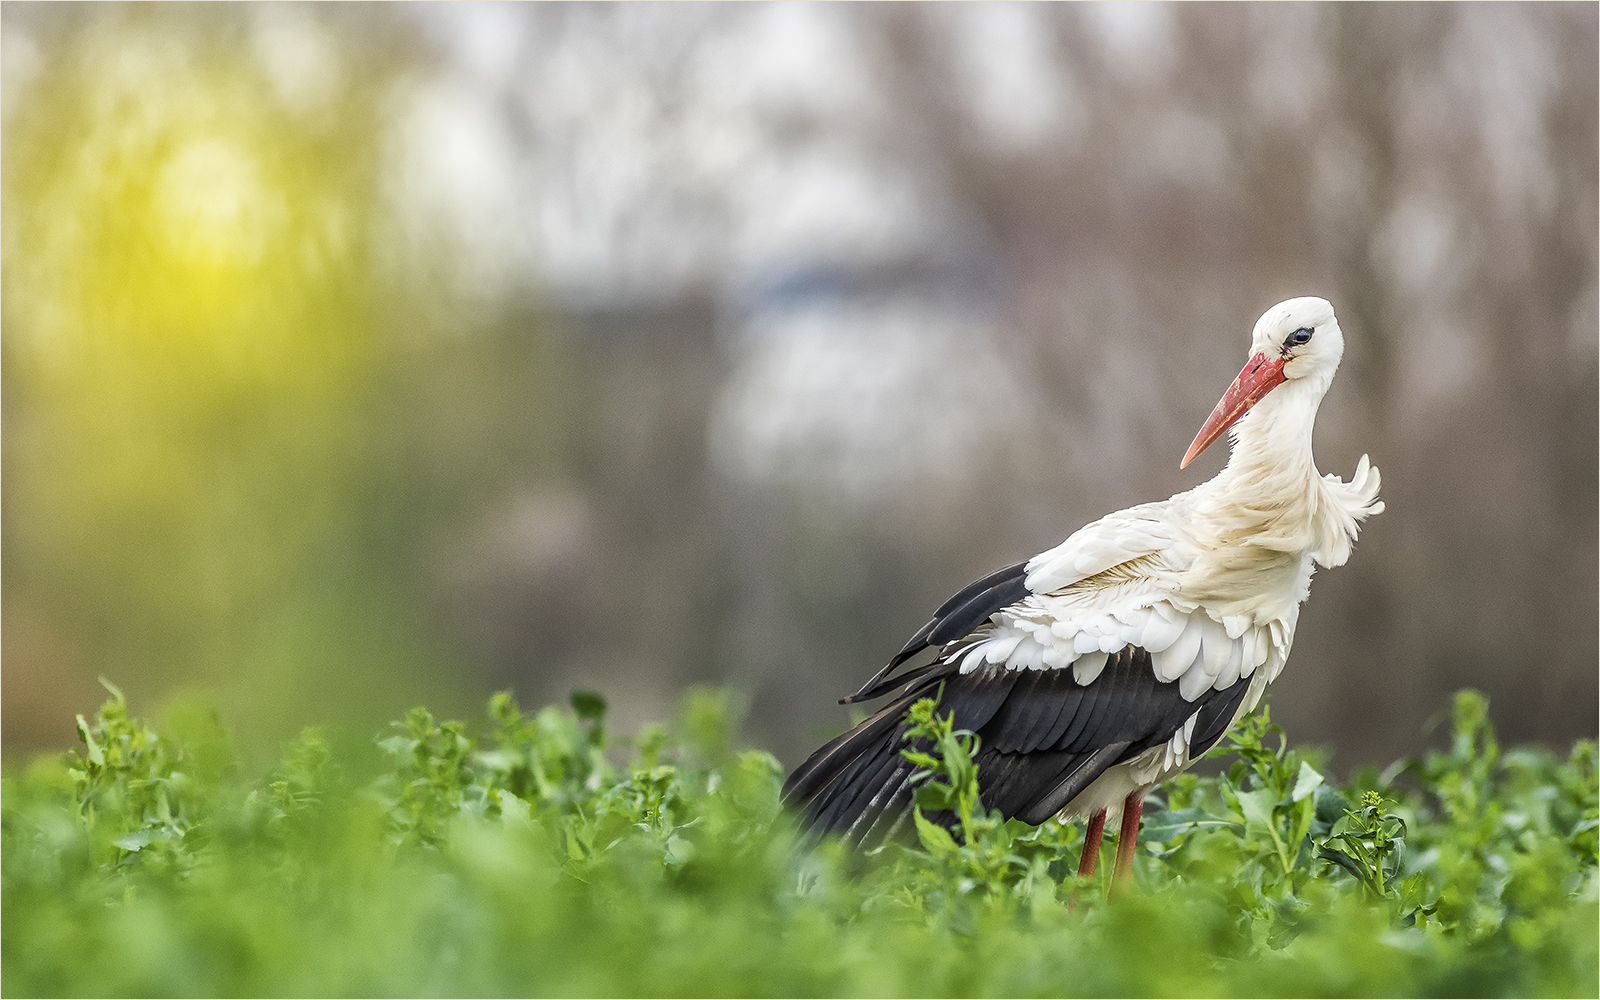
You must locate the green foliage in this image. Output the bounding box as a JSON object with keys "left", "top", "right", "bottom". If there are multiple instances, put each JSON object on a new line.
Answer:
{"left": 1318, "top": 790, "right": 1408, "bottom": 901}
{"left": 49, "top": 678, "right": 222, "bottom": 875}
{"left": 4, "top": 687, "right": 1595, "bottom": 997}
{"left": 896, "top": 694, "right": 1080, "bottom": 921}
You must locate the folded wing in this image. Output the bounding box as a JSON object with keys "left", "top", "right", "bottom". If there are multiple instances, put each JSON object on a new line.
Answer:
{"left": 784, "top": 514, "right": 1264, "bottom": 845}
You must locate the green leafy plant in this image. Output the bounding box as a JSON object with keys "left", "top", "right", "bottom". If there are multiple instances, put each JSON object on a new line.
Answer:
{"left": 4, "top": 685, "right": 1594, "bottom": 997}
{"left": 1319, "top": 790, "right": 1409, "bottom": 901}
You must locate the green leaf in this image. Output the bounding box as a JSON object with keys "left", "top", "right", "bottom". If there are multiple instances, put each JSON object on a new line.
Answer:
{"left": 1292, "top": 761, "right": 1324, "bottom": 802}
{"left": 113, "top": 829, "right": 154, "bottom": 851}
{"left": 376, "top": 735, "right": 412, "bottom": 757}
{"left": 1318, "top": 846, "right": 1365, "bottom": 880}
{"left": 914, "top": 809, "right": 958, "bottom": 858}
{"left": 1141, "top": 807, "right": 1230, "bottom": 841}
{"left": 1237, "top": 787, "right": 1279, "bottom": 835}
{"left": 913, "top": 782, "right": 956, "bottom": 811}
{"left": 97, "top": 676, "right": 126, "bottom": 704}
{"left": 664, "top": 833, "right": 695, "bottom": 868}
{"left": 496, "top": 790, "right": 533, "bottom": 824}
{"left": 570, "top": 690, "right": 607, "bottom": 721}
{"left": 76, "top": 715, "right": 105, "bottom": 767}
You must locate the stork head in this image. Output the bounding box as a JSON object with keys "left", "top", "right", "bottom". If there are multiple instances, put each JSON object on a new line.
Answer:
{"left": 1181, "top": 297, "right": 1344, "bottom": 469}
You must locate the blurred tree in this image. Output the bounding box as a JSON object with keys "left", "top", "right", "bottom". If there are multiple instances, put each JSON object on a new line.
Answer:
{"left": 5, "top": 3, "right": 1591, "bottom": 776}
{"left": 848, "top": 2, "right": 1597, "bottom": 763}
{"left": 1, "top": 5, "right": 580, "bottom": 759}
{"left": 398, "top": 2, "right": 1596, "bottom": 768}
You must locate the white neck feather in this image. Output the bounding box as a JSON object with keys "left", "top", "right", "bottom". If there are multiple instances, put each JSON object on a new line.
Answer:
{"left": 1214, "top": 375, "right": 1325, "bottom": 505}
{"left": 1180, "top": 371, "right": 1381, "bottom": 620}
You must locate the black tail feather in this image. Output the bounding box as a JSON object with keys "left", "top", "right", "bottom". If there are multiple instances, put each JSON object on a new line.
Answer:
{"left": 843, "top": 560, "right": 1028, "bottom": 703}
{"left": 782, "top": 683, "right": 936, "bottom": 807}
{"left": 783, "top": 678, "right": 945, "bottom": 845}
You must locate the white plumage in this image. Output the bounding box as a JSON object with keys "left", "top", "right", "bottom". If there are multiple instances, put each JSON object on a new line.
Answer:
{"left": 944, "top": 296, "right": 1383, "bottom": 824}
{"left": 785, "top": 296, "right": 1383, "bottom": 882}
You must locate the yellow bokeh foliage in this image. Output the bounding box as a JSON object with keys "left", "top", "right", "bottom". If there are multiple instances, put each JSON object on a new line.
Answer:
{"left": 2, "top": 6, "right": 474, "bottom": 747}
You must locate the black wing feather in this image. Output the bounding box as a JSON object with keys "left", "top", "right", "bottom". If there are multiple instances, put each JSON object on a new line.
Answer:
{"left": 815, "top": 739, "right": 902, "bottom": 836}
{"left": 987, "top": 668, "right": 1064, "bottom": 754}
{"left": 925, "top": 575, "right": 1031, "bottom": 646}
{"left": 1011, "top": 743, "right": 1132, "bottom": 825}
{"left": 787, "top": 560, "right": 1260, "bottom": 846}
{"left": 1037, "top": 682, "right": 1088, "bottom": 749}
{"left": 785, "top": 642, "right": 1255, "bottom": 844}
{"left": 1186, "top": 678, "right": 1254, "bottom": 757}
{"left": 782, "top": 688, "right": 928, "bottom": 806}
{"left": 1056, "top": 664, "right": 1108, "bottom": 750}
{"left": 842, "top": 560, "right": 1029, "bottom": 704}
{"left": 844, "top": 661, "right": 943, "bottom": 705}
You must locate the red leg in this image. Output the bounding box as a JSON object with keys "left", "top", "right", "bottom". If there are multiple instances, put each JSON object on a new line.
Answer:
{"left": 1077, "top": 809, "right": 1106, "bottom": 877}
{"left": 1111, "top": 790, "right": 1144, "bottom": 886}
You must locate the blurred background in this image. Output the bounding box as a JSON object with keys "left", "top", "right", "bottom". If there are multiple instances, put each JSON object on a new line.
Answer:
{"left": 3, "top": 2, "right": 1595, "bottom": 775}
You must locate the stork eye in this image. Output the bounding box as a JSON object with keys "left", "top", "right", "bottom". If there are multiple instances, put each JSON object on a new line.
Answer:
{"left": 1285, "top": 327, "right": 1314, "bottom": 348}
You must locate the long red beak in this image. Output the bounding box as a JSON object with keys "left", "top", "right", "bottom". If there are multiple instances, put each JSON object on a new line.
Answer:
{"left": 1180, "top": 352, "right": 1287, "bottom": 469}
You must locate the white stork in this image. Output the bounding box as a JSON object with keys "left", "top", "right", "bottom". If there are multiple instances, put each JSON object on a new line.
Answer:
{"left": 782, "top": 297, "right": 1384, "bottom": 881}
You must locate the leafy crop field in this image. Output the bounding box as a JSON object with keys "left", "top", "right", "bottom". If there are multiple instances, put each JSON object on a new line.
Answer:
{"left": 4, "top": 684, "right": 1595, "bottom": 997}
